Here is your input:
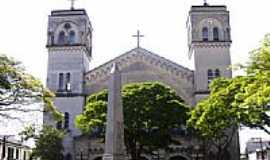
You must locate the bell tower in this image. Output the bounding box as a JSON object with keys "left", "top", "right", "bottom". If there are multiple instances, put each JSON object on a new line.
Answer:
{"left": 46, "top": 9, "right": 92, "bottom": 93}
{"left": 44, "top": 8, "right": 93, "bottom": 160}
{"left": 187, "top": 2, "right": 232, "bottom": 101}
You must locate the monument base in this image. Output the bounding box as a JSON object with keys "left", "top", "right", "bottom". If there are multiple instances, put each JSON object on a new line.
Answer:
{"left": 103, "top": 153, "right": 126, "bottom": 160}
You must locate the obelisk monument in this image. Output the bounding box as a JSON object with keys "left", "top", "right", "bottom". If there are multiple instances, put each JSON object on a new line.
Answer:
{"left": 103, "top": 63, "right": 125, "bottom": 160}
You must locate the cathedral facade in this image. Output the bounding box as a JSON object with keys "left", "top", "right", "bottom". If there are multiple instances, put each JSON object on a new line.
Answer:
{"left": 43, "top": 2, "right": 239, "bottom": 160}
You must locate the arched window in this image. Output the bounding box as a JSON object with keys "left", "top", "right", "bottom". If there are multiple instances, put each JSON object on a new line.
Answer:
{"left": 207, "top": 69, "right": 214, "bottom": 84}
{"left": 226, "top": 28, "right": 231, "bottom": 40}
{"left": 213, "top": 27, "right": 219, "bottom": 41}
{"left": 51, "top": 34, "right": 54, "bottom": 45}
{"left": 202, "top": 27, "right": 209, "bottom": 41}
{"left": 59, "top": 73, "right": 64, "bottom": 91}
{"left": 65, "top": 153, "right": 72, "bottom": 160}
{"left": 68, "top": 31, "right": 76, "bottom": 44}
{"left": 215, "top": 69, "right": 220, "bottom": 77}
{"left": 64, "top": 112, "right": 69, "bottom": 129}
{"left": 58, "top": 31, "right": 66, "bottom": 44}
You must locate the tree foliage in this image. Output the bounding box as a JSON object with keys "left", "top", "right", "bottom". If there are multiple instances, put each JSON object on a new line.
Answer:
{"left": 0, "top": 54, "right": 62, "bottom": 120}
{"left": 76, "top": 82, "right": 189, "bottom": 159}
{"left": 188, "top": 34, "right": 270, "bottom": 159}
{"left": 21, "top": 126, "right": 65, "bottom": 160}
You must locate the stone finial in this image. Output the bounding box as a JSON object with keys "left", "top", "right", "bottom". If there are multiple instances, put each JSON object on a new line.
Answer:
{"left": 203, "top": 0, "right": 209, "bottom": 6}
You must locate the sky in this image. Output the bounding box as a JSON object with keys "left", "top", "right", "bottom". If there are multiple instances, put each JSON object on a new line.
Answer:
{"left": 1, "top": 0, "right": 270, "bottom": 152}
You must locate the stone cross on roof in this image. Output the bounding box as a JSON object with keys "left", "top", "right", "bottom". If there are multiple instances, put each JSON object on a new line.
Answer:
{"left": 132, "top": 30, "right": 144, "bottom": 48}
{"left": 69, "top": 0, "right": 76, "bottom": 10}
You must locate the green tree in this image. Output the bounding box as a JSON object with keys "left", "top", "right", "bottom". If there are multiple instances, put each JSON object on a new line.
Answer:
{"left": 0, "top": 54, "right": 62, "bottom": 120}
{"left": 188, "top": 34, "right": 270, "bottom": 160}
{"left": 23, "top": 126, "right": 65, "bottom": 160}
{"left": 76, "top": 82, "right": 189, "bottom": 159}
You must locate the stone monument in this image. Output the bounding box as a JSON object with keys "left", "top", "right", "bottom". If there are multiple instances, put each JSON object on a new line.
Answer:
{"left": 103, "top": 63, "right": 126, "bottom": 160}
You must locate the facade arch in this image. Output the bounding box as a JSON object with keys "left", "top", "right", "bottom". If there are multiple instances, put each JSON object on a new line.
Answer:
{"left": 55, "top": 21, "right": 80, "bottom": 45}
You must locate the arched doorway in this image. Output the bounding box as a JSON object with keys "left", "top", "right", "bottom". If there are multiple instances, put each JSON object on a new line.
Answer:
{"left": 139, "top": 156, "right": 149, "bottom": 160}
{"left": 65, "top": 153, "right": 72, "bottom": 160}
{"left": 169, "top": 156, "right": 188, "bottom": 160}
{"left": 93, "top": 157, "right": 102, "bottom": 160}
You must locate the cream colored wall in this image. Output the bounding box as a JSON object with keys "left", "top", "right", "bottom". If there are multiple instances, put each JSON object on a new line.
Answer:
{"left": 194, "top": 46, "right": 232, "bottom": 92}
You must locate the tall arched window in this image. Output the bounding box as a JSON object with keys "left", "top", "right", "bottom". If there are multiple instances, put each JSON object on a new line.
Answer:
{"left": 213, "top": 27, "right": 219, "bottom": 41}
{"left": 202, "top": 27, "right": 209, "bottom": 41}
{"left": 64, "top": 112, "right": 69, "bottom": 129}
{"left": 51, "top": 34, "right": 54, "bottom": 45}
{"left": 68, "top": 31, "right": 76, "bottom": 44}
{"left": 59, "top": 73, "right": 64, "bottom": 91}
{"left": 58, "top": 31, "right": 66, "bottom": 44}
{"left": 226, "top": 28, "right": 231, "bottom": 40}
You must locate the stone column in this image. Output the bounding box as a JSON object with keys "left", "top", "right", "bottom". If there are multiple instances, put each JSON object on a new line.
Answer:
{"left": 103, "top": 63, "right": 126, "bottom": 160}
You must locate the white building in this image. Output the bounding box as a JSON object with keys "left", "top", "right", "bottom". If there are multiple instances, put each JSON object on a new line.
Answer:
{"left": 0, "top": 136, "right": 31, "bottom": 160}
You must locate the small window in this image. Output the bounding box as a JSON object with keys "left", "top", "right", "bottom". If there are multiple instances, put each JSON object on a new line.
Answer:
{"left": 68, "top": 31, "right": 76, "bottom": 44}
{"left": 23, "top": 151, "right": 27, "bottom": 160}
{"left": 64, "top": 112, "right": 69, "bottom": 129}
{"left": 207, "top": 69, "right": 214, "bottom": 84}
{"left": 226, "top": 28, "right": 231, "bottom": 40}
{"left": 51, "top": 34, "right": 54, "bottom": 45}
{"left": 59, "top": 73, "right": 64, "bottom": 91}
{"left": 213, "top": 27, "right": 219, "bottom": 41}
{"left": 16, "top": 149, "right": 19, "bottom": 159}
{"left": 215, "top": 69, "right": 220, "bottom": 77}
{"left": 58, "top": 31, "right": 66, "bottom": 44}
{"left": 202, "top": 27, "right": 209, "bottom": 41}
{"left": 7, "top": 147, "right": 14, "bottom": 160}
{"left": 66, "top": 73, "right": 71, "bottom": 91}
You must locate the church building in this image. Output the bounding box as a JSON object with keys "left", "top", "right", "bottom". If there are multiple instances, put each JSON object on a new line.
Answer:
{"left": 43, "top": 1, "right": 239, "bottom": 160}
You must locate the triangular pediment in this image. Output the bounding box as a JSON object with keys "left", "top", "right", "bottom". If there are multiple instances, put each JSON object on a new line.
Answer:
{"left": 84, "top": 47, "right": 195, "bottom": 104}
{"left": 85, "top": 47, "right": 193, "bottom": 83}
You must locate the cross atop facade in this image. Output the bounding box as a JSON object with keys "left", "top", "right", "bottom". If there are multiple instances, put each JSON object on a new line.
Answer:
{"left": 203, "top": 0, "right": 209, "bottom": 6}
{"left": 69, "top": 0, "right": 76, "bottom": 10}
{"left": 132, "top": 30, "right": 144, "bottom": 48}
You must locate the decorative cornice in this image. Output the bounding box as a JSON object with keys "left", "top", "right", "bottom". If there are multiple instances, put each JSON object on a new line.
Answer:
{"left": 47, "top": 45, "right": 92, "bottom": 60}
{"left": 55, "top": 92, "right": 86, "bottom": 97}
{"left": 194, "top": 90, "right": 210, "bottom": 95}
{"left": 191, "top": 41, "right": 231, "bottom": 48}
{"left": 85, "top": 47, "right": 194, "bottom": 84}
